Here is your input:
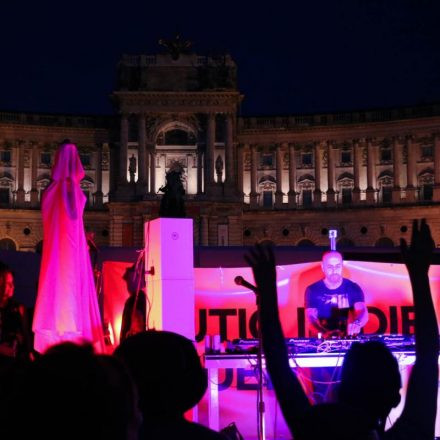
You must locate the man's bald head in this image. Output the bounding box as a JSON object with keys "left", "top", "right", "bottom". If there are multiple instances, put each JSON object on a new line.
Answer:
{"left": 321, "top": 251, "right": 343, "bottom": 287}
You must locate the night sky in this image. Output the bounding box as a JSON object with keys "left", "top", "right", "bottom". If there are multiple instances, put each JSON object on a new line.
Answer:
{"left": 1, "top": 1, "right": 440, "bottom": 117}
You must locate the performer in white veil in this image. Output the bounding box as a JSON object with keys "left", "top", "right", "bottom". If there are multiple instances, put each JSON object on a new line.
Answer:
{"left": 33, "top": 141, "right": 105, "bottom": 353}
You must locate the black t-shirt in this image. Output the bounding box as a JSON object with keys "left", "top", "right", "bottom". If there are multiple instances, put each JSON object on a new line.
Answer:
{"left": 305, "top": 279, "right": 364, "bottom": 331}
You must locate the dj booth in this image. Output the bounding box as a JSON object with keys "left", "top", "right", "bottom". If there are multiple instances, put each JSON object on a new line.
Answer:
{"left": 204, "top": 335, "right": 417, "bottom": 432}
{"left": 101, "top": 248, "right": 440, "bottom": 439}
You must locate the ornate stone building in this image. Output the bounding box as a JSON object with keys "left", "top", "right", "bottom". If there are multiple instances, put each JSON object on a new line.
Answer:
{"left": 1, "top": 40, "right": 440, "bottom": 251}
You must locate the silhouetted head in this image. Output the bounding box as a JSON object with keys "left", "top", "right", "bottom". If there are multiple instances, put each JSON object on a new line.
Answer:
{"left": 5, "top": 342, "right": 140, "bottom": 440}
{"left": 114, "top": 330, "right": 207, "bottom": 419}
{"left": 321, "top": 251, "right": 343, "bottom": 286}
{"left": 123, "top": 264, "right": 146, "bottom": 294}
{"left": 338, "top": 341, "right": 401, "bottom": 430}
{"left": 296, "top": 403, "right": 379, "bottom": 440}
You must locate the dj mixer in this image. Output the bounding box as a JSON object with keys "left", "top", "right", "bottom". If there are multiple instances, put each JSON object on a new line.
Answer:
{"left": 226, "top": 334, "right": 416, "bottom": 354}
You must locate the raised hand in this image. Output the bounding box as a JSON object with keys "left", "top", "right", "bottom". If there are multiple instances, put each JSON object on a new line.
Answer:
{"left": 400, "top": 219, "right": 434, "bottom": 276}
{"left": 244, "top": 243, "right": 277, "bottom": 298}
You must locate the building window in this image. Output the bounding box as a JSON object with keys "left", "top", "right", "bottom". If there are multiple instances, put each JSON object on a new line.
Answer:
{"left": 342, "top": 187, "right": 352, "bottom": 204}
{"left": 422, "top": 184, "right": 433, "bottom": 201}
{"left": 263, "top": 191, "right": 273, "bottom": 207}
{"left": 380, "top": 147, "right": 392, "bottom": 162}
{"left": 382, "top": 186, "right": 392, "bottom": 203}
{"left": 217, "top": 224, "right": 229, "bottom": 246}
{"left": 260, "top": 153, "right": 274, "bottom": 168}
{"left": 419, "top": 171, "right": 434, "bottom": 201}
{"left": 165, "top": 129, "right": 189, "bottom": 145}
{"left": 41, "top": 152, "right": 51, "bottom": 166}
{"left": 302, "top": 189, "right": 312, "bottom": 207}
{"left": 341, "top": 149, "right": 352, "bottom": 164}
{"left": 83, "top": 190, "right": 90, "bottom": 207}
{"left": 0, "top": 151, "right": 11, "bottom": 163}
{"left": 421, "top": 145, "right": 433, "bottom": 160}
{"left": 80, "top": 154, "right": 90, "bottom": 167}
{"left": 0, "top": 188, "right": 9, "bottom": 204}
{"left": 301, "top": 152, "right": 313, "bottom": 166}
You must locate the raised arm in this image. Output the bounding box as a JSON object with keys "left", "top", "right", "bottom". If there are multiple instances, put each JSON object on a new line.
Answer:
{"left": 245, "top": 244, "right": 311, "bottom": 437}
{"left": 392, "top": 219, "right": 439, "bottom": 439}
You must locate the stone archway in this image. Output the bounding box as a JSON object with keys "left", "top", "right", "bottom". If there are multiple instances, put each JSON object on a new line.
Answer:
{"left": 296, "top": 238, "right": 315, "bottom": 247}
{"left": 375, "top": 237, "right": 394, "bottom": 248}
{"left": 0, "top": 237, "right": 17, "bottom": 251}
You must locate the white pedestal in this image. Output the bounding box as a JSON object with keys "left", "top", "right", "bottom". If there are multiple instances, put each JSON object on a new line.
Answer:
{"left": 145, "top": 218, "right": 195, "bottom": 340}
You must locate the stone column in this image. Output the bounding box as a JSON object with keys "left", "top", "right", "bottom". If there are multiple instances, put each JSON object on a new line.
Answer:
{"left": 149, "top": 149, "right": 156, "bottom": 195}
{"left": 30, "top": 143, "right": 39, "bottom": 207}
{"left": 288, "top": 143, "right": 297, "bottom": 208}
{"left": 433, "top": 134, "right": 440, "bottom": 201}
{"left": 236, "top": 143, "right": 244, "bottom": 199}
{"left": 392, "top": 137, "right": 402, "bottom": 204}
{"left": 205, "top": 113, "right": 216, "bottom": 189}
{"left": 225, "top": 114, "right": 234, "bottom": 186}
{"left": 137, "top": 113, "right": 147, "bottom": 196}
{"left": 93, "top": 144, "right": 103, "bottom": 207}
{"left": 119, "top": 114, "right": 129, "bottom": 184}
{"left": 201, "top": 215, "right": 209, "bottom": 245}
{"left": 366, "top": 139, "right": 376, "bottom": 204}
{"left": 16, "top": 141, "right": 25, "bottom": 205}
{"left": 275, "top": 144, "right": 284, "bottom": 208}
{"left": 352, "top": 139, "right": 362, "bottom": 203}
{"left": 197, "top": 145, "right": 203, "bottom": 195}
{"left": 250, "top": 144, "right": 258, "bottom": 208}
{"left": 313, "top": 142, "right": 322, "bottom": 207}
{"left": 326, "top": 141, "right": 336, "bottom": 207}
{"left": 405, "top": 136, "right": 417, "bottom": 202}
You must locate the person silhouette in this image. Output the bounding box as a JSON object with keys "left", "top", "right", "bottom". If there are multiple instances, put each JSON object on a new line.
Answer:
{"left": 0, "top": 263, "right": 31, "bottom": 360}
{"left": 114, "top": 330, "right": 227, "bottom": 439}
{"left": 119, "top": 264, "right": 146, "bottom": 342}
{"left": 0, "top": 342, "right": 141, "bottom": 440}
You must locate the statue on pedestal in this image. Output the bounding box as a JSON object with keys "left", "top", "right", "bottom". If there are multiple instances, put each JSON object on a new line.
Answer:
{"left": 159, "top": 164, "right": 186, "bottom": 218}
{"left": 128, "top": 154, "right": 137, "bottom": 183}
{"left": 215, "top": 155, "right": 224, "bottom": 182}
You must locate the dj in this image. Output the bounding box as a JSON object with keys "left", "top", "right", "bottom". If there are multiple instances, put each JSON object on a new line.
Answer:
{"left": 305, "top": 250, "right": 368, "bottom": 338}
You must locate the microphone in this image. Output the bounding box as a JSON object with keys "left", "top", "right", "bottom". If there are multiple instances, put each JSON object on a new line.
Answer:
{"left": 234, "top": 276, "right": 258, "bottom": 292}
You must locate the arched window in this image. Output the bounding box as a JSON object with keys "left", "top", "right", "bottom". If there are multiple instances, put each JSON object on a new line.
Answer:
{"left": 418, "top": 169, "right": 434, "bottom": 201}
{"left": 36, "top": 174, "right": 51, "bottom": 202}
{"left": 337, "top": 172, "right": 354, "bottom": 205}
{"left": 0, "top": 172, "right": 14, "bottom": 205}
{"left": 377, "top": 170, "right": 393, "bottom": 204}
{"left": 375, "top": 237, "right": 394, "bottom": 248}
{"left": 157, "top": 127, "right": 196, "bottom": 146}
{"left": 337, "top": 237, "right": 355, "bottom": 247}
{"left": 298, "top": 174, "right": 315, "bottom": 208}
{"left": 258, "top": 175, "right": 276, "bottom": 208}
{"left": 0, "top": 238, "right": 17, "bottom": 251}
{"left": 81, "top": 176, "right": 95, "bottom": 208}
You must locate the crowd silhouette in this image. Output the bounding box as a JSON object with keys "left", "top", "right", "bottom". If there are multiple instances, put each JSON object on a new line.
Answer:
{"left": 0, "top": 219, "right": 437, "bottom": 439}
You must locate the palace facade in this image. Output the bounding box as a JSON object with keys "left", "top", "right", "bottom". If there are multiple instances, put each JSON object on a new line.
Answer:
{"left": 1, "top": 44, "right": 440, "bottom": 251}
